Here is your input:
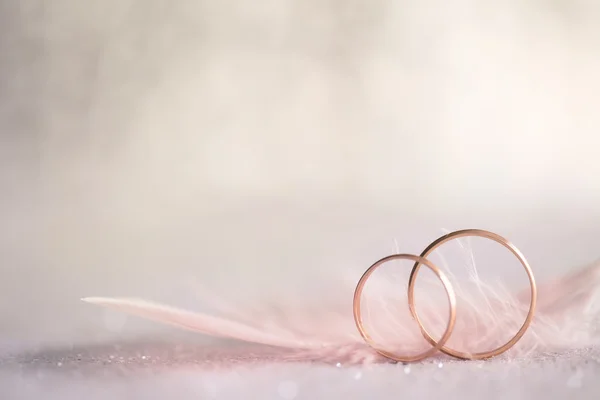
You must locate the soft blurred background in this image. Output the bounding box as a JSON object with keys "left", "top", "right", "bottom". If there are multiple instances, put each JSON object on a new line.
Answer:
{"left": 1, "top": 0, "right": 600, "bottom": 354}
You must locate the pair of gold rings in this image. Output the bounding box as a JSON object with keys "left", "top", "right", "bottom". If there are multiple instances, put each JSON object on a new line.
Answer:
{"left": 353, "top": 229, "right": 537, "bottom": 362}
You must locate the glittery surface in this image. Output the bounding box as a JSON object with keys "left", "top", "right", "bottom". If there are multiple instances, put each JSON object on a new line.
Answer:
{"left": 2, "top": 342, "right": 599, "bottom": 400}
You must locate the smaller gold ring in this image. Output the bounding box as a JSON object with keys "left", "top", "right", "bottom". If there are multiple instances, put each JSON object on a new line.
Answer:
{"left": 353, "top": 253, "right": 457, "bottom": 363}
{"left": 408, "top": 229, "right": 537, "bottom": 360}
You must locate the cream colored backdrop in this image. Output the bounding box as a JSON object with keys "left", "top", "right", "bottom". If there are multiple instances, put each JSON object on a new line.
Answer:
{"left": 1, "top": 0, "right": 599, "bottom": 351}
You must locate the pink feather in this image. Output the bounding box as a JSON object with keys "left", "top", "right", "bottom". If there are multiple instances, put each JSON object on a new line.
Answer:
{"left": 82, "top": 238, "right": 600, "bottom": 364}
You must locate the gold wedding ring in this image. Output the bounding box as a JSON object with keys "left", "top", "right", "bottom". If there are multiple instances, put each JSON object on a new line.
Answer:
{"left": 354, "top": 229, "right": 537, "bottom": 362}
{"left": 353, "top": 254, "right": 457, "bottom": 363}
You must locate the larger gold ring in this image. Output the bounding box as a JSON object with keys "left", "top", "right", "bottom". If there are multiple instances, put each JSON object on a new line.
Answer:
{"left": 408, "top": 229, "right": 537, "bottom": 360}
{"left": 353, "top": 253, "right": 457, "bottom": 363}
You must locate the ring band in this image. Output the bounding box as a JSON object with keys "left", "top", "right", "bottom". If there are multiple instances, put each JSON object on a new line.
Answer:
{"left": 408, "top": 229, "right": 537, "bottom": 360}
{"left": 353, "top": 253, "right": 457, "bottom": 363}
